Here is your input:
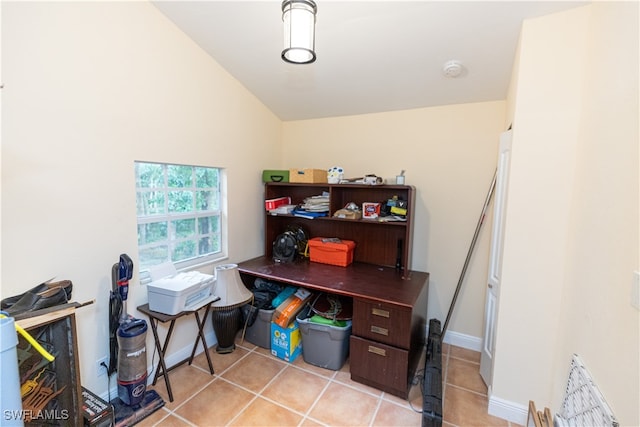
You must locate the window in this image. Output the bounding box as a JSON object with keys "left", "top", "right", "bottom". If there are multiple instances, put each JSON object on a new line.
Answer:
{"left": 135, "top": 161, "right": 224, "bottom": 276}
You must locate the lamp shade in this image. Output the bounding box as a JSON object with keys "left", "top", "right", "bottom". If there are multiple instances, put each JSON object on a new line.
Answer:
{"left": 281, "top": 0, "right": 317, "bottom": 64}
{"left": 212, "top": 264, "right": 253, "bottom": 310}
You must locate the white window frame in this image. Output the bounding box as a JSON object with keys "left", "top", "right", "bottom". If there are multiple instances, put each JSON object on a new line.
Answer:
{"left": 135, "top": 161, "right": 228, "bottom": 281}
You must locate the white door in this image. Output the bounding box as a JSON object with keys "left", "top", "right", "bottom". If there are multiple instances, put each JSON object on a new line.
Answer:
{"left": 480, "top": 130, "right": 512, "bottom": 388}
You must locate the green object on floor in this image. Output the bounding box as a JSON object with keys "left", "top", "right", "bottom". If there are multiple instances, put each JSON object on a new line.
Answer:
{"left": 309, "top": 314, "right": 347, "bottom": 327}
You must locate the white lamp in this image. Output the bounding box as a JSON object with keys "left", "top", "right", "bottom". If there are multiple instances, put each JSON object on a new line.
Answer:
{"left": 211, "top": 264, "right": 253, "bottom": 353}
{"left": 281, "top": 0, "right": 317, "bottom": 64}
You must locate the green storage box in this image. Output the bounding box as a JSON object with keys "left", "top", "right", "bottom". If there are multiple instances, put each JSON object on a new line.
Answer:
{"left": 262, "top": 170, "right": 289, "bottom": 183}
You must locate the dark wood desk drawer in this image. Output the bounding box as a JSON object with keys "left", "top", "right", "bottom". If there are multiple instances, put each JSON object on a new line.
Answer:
{"left": 352, "top": 299, "right": 412, "bottom": 349}
{"left": 349, "top": 335, "right": 410, "bottom": 399}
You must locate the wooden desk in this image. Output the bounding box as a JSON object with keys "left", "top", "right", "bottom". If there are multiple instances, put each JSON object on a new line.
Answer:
{"left": 238, "top": 256, "right": 429, "bottom": 399}
{"left": 137, "top": 296, "right": 218, "bottom": 402}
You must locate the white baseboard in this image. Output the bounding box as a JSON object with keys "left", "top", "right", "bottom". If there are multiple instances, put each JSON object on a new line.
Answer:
{"left": 151, "top": 330, "right": 218, "bottom": 373}
{"left": 488, "top": 394, "right": 528, "bottom": 425}
{"left": 146, "top": 330, "right": 218, "bottom": 380}
{"left": 442, "top": 329, "right": 482, "bottom": 352}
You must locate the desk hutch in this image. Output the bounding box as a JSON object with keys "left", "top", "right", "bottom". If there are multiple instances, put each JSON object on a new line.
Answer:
{"left": 238, "top": 182, "right": 429, "bottom": 399}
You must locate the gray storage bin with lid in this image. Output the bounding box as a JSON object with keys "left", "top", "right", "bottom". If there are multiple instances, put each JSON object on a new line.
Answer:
{"left": 296, "top": 305, "right": 352, "bottom": 370}
{"left": 244, "top": 278, "right": 286, "bottom": 349}
{"left": 245, "top": 308, "right": 275, "bottom": 349}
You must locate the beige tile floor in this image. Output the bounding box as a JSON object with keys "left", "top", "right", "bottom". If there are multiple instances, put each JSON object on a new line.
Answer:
{"left": 137, "top": 338, "right": 522, "bottom": 427}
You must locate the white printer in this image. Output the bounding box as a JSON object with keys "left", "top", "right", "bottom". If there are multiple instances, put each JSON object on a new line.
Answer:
{"left": 147, "top": 270, "right": 216, "bottom": 315}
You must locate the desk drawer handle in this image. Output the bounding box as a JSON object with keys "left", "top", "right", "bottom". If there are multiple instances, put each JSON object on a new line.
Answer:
{"left": 368, "top": 345, "right": 386, "bottom": 357}
{"left": 370, "top": 325, "right": 389, "bottom": 336}
{"left": 371, "top": 308, "right": 390, "bottom": 318}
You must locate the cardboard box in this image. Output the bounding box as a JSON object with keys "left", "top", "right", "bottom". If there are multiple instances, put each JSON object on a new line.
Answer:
{"left": 362, "top": 202, "right": 381, "bottom": 219}
{"left": 271, "top": 320, "right": 301, "bottom": 362}
{"left": 272, "top": 288, "right": 312, "bottom": 327}
{"left": 82, "top": 387, "right": 114, "bottom": 427}
{"left": 289, "top": 168, "right": 328, "bottom": 183}
{"left": 262, "top": 170, "right": 290, "bottom": 183}
{"left": 308, "top": 237, "right": 356, "bottom": 267}
{"left": 332, "top": 208, "right": 362, "bottom": 220}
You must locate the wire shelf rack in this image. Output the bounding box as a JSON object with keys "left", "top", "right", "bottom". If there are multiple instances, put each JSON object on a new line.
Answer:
{"left": 555, "top": 354, "right": 618, "bottom": 427}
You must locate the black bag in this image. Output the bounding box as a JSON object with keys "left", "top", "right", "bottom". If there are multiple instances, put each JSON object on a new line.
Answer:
{"left": 253, "top": 278, "right": 284, "bottom": 299}
{"left": 241, "top": 279, "right": 284, "bottom": 327}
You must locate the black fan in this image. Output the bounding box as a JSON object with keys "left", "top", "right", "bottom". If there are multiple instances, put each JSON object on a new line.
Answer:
{"left": 272, "top": 231, "right": 298, "bottom": 263}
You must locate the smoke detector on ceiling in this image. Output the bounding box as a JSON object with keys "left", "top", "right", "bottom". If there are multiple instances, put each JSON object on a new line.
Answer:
{"left": 443, "top": 60, "right": 465, "bottom": 78}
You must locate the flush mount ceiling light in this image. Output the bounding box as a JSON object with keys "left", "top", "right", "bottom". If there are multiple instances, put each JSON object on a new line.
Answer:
{"left": 281, "top": 0, "right": 317, "bottom": 64}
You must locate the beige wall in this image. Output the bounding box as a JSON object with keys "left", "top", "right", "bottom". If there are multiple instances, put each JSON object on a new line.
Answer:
{"left": 495, "top": 3, "right": 639, "bottom": 425}
{"left": 282, "top": 102, "right": 506, "bottom": 339}
{"left": 2, "top": 1, "right": 506, "bottom": 400}
{"left": 494, "top": 3, "right": 590, "bottom": 407}
{"left": 4, "top": 1, "right": 637, "bottom": 423}
{"left": 555, "top": 2, "right": 639, "bottom": 424}
{"left": 1, "top": 2, "right": 281, "bottom": 395}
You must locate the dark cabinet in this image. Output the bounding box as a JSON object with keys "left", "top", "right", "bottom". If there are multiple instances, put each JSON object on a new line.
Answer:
{"left": 350, "top": 293, "right": 428, "bottom": 398}
{"left": 350, "top": 336, "right": 409, "bottom": 394}
{"left": 264, "top": 182, "right": 415, "bottom": 272}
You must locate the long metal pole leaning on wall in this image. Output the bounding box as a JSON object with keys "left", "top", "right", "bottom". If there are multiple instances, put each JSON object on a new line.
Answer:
{"left": 441, "top": 169, "right": 497, "bottom": 338}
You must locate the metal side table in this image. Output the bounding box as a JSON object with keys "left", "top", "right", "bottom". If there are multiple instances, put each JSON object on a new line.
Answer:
{"left": 137, "top": 295, "right": 219, "bottom": 402}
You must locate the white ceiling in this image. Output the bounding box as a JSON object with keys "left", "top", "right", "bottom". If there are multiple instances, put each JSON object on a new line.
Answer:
{"left": 152, "top": 1, "right": 587, "bottom": 121}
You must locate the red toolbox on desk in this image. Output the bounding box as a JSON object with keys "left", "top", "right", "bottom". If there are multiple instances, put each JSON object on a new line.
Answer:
{"left": 308, "top": 237, "right": 356, "bottom": 267}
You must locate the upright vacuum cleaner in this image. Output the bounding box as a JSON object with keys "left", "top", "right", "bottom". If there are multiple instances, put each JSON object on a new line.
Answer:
{"left": 108, "top": 254, "right": 164, "bottom": 426}
{"left": 113, "top": 254, "right": 148, "bottom": 406}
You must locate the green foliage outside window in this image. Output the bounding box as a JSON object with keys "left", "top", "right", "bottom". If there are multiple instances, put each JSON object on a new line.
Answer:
{"left": 135, "top": 162, "right": 222, "bottom": 272}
